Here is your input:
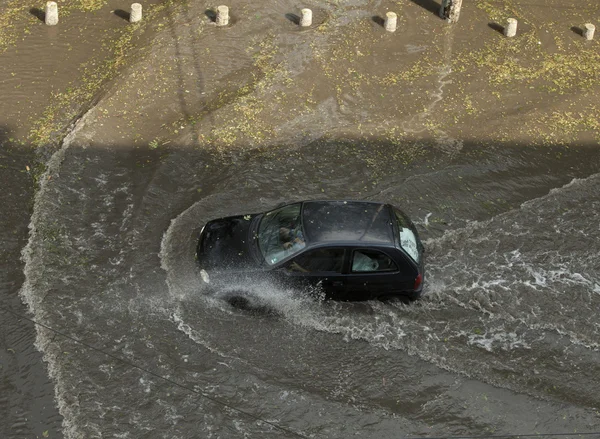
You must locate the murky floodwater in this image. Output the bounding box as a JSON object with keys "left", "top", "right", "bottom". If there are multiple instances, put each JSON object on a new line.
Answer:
{"left": 12, "top": 136, "right": 600, "bottom": 438}
{"left": 2, "top": 0, "right": 600, "bottom": 436}
{"left": 0, "top": 140, "right": 64, "bottom": 439}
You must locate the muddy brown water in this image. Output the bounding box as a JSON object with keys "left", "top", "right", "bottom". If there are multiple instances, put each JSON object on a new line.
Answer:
{"left": 0, "top": 0, "right": 161, "bottom": 140}
{"left": 2, "top": 0, "right": 600, "bottom": 438}
{"left": 5, "top": 137, "right": 599, "bottom": 438}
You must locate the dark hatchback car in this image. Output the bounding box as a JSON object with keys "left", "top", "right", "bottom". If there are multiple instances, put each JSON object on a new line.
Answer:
{"left": 196, "top": 200, "right": 425, "bottom": 301}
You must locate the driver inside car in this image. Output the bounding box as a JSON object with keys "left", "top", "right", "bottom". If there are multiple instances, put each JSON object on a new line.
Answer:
{"left": 279, "top": 226, "right": 304, "bottom": 250}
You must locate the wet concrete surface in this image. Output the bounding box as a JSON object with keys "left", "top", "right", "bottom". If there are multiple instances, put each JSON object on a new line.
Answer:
{"left": 1, "top": 0, "right": 600, "bottom": 437}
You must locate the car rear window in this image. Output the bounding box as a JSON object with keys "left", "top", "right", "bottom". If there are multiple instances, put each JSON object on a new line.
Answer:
{"left": 394, "top": 210, "right": 420, "bottom": 263}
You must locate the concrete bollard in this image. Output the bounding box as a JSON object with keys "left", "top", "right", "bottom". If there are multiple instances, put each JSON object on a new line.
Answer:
{"left": 504, "top": 18, "right": 517, "bottom": 37}
{"left": 384, "top": 12, "right": 397, "bottom": 32}
{"left": 439, "top": 0, "right": 462, "bottom": 24}
{"left": 300, "top": 8, "right": 312, "bottom": 27}
{"left": 130, "top": 3, "right": 142, "bottom": 23}
{"left": 583, "top": 23, "right": 595, "bottom": 40}
{"left": 216, "top": 5, "right": 229, "bottom": 26}
{"left": 45, "top": 1, "right": 58, "bottom": 26}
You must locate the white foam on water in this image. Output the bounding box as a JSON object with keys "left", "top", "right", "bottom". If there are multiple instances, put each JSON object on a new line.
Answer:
{"left": 170, "top": 306, "right": 247, "bottom": 363}
{"left": 19, "top": 111, "right": 96, "bottom": 439}
{"left": 156, "top": 171, "right": 600, "bottom": 410}
{"left": 466, "top": 329, "right": 532, "bottom": 352}
{"left": 16, "top": 113, "right": 154, "bottom": 439}
{"left": 422, "top": 212, "right": 432, "bottom": 227}
{"left": 139, "top": 376, "right": 152, "bottom": 393}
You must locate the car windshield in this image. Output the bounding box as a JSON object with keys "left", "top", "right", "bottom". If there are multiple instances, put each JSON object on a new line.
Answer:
{"left": 258, "top": 203, "right": 306, "bottom": 265}
{"left": 395, "top": 209, "right": 420, "bottom": 263}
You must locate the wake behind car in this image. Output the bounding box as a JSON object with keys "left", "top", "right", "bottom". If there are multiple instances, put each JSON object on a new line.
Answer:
{"left": 196, "top": 200, "right": 425, "bottom": 301}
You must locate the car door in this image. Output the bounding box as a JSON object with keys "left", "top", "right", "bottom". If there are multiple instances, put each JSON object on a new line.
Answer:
{"left": 345, "top": 247, "right": 413, "bottom": 300}
{"left": 276, "top": 247, "right": 347, "bottom": 298}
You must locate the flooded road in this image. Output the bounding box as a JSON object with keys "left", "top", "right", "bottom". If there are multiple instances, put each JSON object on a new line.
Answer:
{"left": 0, "top": 139, "right": 64, "bottom": 439}
{"left": 2, "top": 0, "right": 600, "bottom": 437}
{"left": 13, "top": 136, "right": 600, "bottom": 438}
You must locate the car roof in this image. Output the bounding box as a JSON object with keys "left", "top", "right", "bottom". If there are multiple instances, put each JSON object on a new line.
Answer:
{"left": 301, "top": 200, "right": 395, "bottom": 245}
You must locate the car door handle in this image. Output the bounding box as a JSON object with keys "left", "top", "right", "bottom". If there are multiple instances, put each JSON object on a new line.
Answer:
{"left": 331, "top": 281, "right": 343, "bottom": 287}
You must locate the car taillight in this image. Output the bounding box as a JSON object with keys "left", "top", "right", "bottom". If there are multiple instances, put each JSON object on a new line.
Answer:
{"left": 414, "top": 273, "right": 422, "bottom": 290}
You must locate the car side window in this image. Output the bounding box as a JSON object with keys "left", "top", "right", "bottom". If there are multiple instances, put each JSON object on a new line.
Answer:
{"left": 285, "top": 248, "right": 345, "bottom": 273}
{"left": 352, "top": 249, "right": 397, "bottom": 273}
